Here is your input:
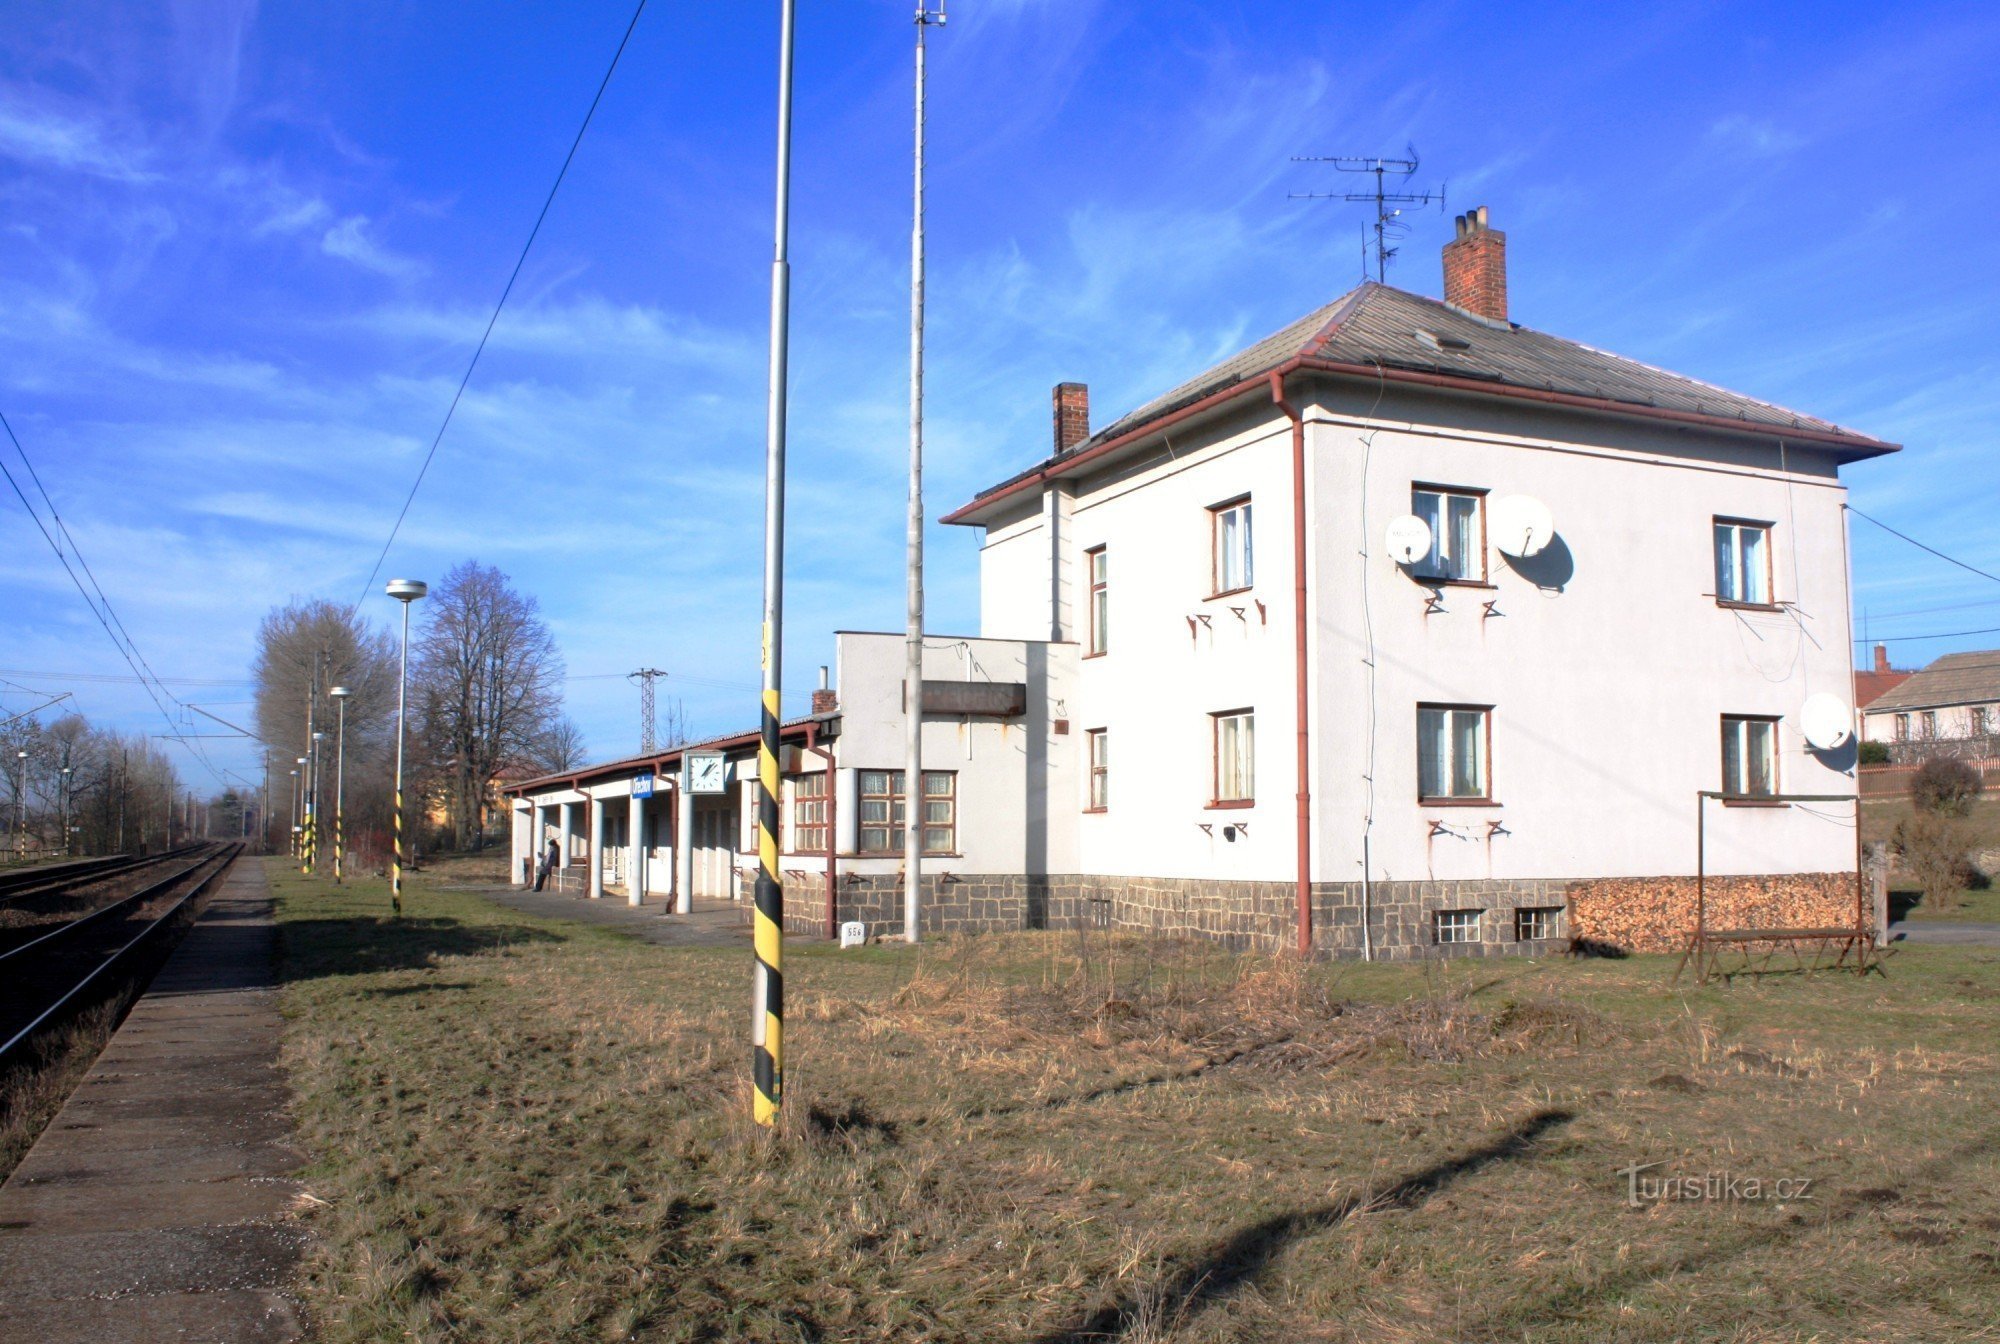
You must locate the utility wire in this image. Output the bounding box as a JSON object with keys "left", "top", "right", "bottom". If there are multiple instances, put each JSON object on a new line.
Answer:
{"left": 352, "top": 0, "right": 649, "bottom": 611}
{"left": 1848, "top": 504, "right": 2000, "bottom": 587}
{"left": 1852, "top": 626, "right": 2000, "bottom": 645}
{"left": 0, "top": 413, "right": 225, "bottom": 784}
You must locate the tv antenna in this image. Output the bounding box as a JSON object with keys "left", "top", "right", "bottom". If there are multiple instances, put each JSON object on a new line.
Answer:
{"left": 1291, "top": 147, "right": 1446, "bottom": 283}
{"left": 628, "top": 668, "right": 666, "bottom": 754}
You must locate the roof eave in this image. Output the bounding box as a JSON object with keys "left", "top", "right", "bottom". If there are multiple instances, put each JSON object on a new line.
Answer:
{"left": 943, "top": 358, "right": 1900, "bottom": 527}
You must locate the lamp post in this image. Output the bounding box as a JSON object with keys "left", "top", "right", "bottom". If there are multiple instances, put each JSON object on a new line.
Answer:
{"left": 387, "top": 578, "right": 428, "bottom": 917}
{"left": 308, "top": 730, "right": 326, "bottom": 876}
{"left": 295, "top": 755, "right": 308, "bottom": 867}
{"left": 329, "top": 687, "right": 351, "bottom": 884}
{"left": 59, "top": 766, "right": 71, "bottom": 858}
{"left": 14, "top": 750, "right": 26, "bottom": 860}
{"left": 289, "top": 767, "right": 301, "bottom": 857}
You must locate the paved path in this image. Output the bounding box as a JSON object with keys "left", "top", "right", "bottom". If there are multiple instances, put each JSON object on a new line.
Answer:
{"left": 0, "top": 862, "right": 306, "bottom": 1343}
{"left": 467, "top": 883, "right": 754, "bottom": 948}
{"left": 1889, "top": 920, "right": 2000, "bottom": 947}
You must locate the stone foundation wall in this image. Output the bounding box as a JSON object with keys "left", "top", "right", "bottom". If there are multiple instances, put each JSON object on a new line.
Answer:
{"left": 1567, "top": 872, "right": 1863, "bottom": 955}
{"left": 782, "top": 871, "right": 1576, "bottom": 958}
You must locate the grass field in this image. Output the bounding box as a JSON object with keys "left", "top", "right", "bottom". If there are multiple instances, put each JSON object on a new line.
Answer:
{"left": 270, "top": 862, "right": 2000, "bottom": 1343}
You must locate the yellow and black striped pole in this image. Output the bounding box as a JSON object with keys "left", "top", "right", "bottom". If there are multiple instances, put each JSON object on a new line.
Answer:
{"left": 387, "top": 579, "right": 427, "bottom": 920}
{"left": 751, "top": 0, "right": 796, "bottom": 1128}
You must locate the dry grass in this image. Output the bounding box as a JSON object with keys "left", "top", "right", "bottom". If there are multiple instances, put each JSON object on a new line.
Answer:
{"left": 271, "top": 863, "right": 2000, "bottom": 1343}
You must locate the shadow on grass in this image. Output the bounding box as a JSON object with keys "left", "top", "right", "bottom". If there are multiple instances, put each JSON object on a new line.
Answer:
{"left": 275, "top": 917, "right": 563, "bottom": 984}
{"left": 1031, "top": 1107, "right": 1577, "bottom": 1343}
{"left": 358, "top": 980, "right": 478, "bottom": 1000}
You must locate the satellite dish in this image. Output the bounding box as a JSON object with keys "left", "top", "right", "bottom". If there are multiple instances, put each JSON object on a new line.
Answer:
{"left": 1490, "top": 495, "right": 1555, "bottom": 558}
{"left": 1800, "top": 693, "right": 1854, "bottom": 751}
{"left": 1384, "top": 515, "right": 1433, "bottom": 566}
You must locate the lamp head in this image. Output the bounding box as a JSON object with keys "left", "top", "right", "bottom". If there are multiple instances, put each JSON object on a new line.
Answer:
{"left": 329, "top": 685, "right": 351, "bottom": 699}
{"left": 386, "top": 578, "right": 428, "bottom": 603}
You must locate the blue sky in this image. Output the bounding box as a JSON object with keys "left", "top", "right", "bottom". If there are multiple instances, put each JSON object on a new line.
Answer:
{"left": 2, "top": 0, "right": 1997, "bottom": 789}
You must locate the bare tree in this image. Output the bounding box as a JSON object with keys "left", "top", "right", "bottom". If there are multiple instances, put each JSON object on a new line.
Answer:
{"left": 657, "top": 696, "right": 694, "bottom": 751}
{"left": 412, "top": 562, "right": 566, "bottom": 850}
{"left": 251, "top": 598, "right": 400, "bottom": 856}
{"left": 531, "top": 715, "right": 589, "bottom": 773}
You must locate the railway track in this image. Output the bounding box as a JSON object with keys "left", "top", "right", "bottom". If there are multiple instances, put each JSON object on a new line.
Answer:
{"left": 0, "top": 842, "right": 241, "bottom": 1062}
{"left": 0, "top": 846, "right": 205, "bottom": 910}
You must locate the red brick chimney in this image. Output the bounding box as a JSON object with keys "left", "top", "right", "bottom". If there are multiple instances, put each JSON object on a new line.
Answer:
{"left": 1053, "top": 382, "right": 1089, "bottom": 455}
{"left": 1874, "top": 643, "right": 1891, "bottom": 675}
{"left": 1442, "top": 206, "right": 1507, "bottom": 323}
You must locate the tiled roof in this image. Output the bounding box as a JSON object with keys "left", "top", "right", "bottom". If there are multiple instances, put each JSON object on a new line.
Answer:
{"left": 1854, "top": 668, "right": 1912, "bottom": 710}
{"left": 1863, "top": 651, "right": 2000, "bottom": 713}
{"left": 952, "top": 282, "right": 1898, "bottom": 520}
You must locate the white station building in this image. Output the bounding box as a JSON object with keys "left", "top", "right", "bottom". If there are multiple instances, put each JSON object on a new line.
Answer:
{"left": 509, "top": 210, "right": 1896, "bottom": 957}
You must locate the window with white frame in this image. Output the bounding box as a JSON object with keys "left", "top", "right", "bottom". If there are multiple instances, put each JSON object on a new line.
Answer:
{"left": 1975, "top": 706, "right": 1992, "bottom": 737}
{"left": 1713, "top": 519, "right": 1773, "bottom": 605}
{"left": 1087, "top": 728, "right": 1109, "bottom": 810}
{"left": 1417, "top": 705, "right": 1490, "bottom": 801}
{"left": 1919, "top": 711, "right": 1937, "bottom": 740}
{"left": 858, "top": 770, "right": 956, "bottom": 854}
{"left": 1211, "top": 497, "right": 1253, "bottom": 594}
{"left": 1894, "top": 713, "right": 1910, "bottom": 742}
{"left": 1212, "top": 710, "right": 1254, "bottom": 804}
{"left": 1086, "top": 546, "right": 1108, "bottom": 655}
{"left": 1412, "top": 485, "right": 1485, "bottom": 582}
{"left": 1515, "top": 907, "right": 1561, "bottom": 941}
{"left": 791, "top": 773, "right": 827, "bottom": 854}
{"left": 1435, "top": 909, "right": 1481, "bottom": 944}
{"left": 1721, "top": 716, "right": 1778, "bottom": 797}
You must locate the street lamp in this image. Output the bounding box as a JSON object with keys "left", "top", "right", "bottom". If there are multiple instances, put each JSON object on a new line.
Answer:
{"left": 59, "top": 765, "right": 71, "bottom": 858}
{"left": 307, "top": 730, "right": 326, "bottom": 877}
{"left": 329, "top": 686, "right": 351, "bottom": 884}
{"left": 14, "top": 750, "right": 26, "bottom": 860}
{"left": 387, "top": 578, "right": 428, "bottom": 917}
{"left": 290, "top": 765, "right": 302, "bottom": 858}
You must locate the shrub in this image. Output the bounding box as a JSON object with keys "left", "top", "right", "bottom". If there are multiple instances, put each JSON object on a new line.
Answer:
{"left": 1858, "top": 740, "right": 1890, "bottom": 766}
{"left": 1892, "top": 812, "right": 1976, "bottom": 913}
{"left": 1910, "top": 756, "right": 1983, "bottom": 817}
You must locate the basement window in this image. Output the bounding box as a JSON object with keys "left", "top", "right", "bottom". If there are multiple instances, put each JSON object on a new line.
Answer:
{"left": 1435, "top": 909, "right": 1481, "bottom": 945}
{"left": 1515, "top": 907, "right": 1561, "bottom": 942}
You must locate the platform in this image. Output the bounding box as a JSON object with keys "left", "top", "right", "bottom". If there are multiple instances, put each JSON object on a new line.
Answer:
{"left": 0, "top": 861, "right": 306, "bottom": 1343}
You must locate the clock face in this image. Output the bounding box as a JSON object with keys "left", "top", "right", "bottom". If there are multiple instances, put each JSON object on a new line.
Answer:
{"left": 687, "top": 752, "right": 727, "bottom": 794}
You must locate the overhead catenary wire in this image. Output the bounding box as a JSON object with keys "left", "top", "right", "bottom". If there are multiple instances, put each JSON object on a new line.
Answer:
{"left": 351, "top": 0, "right": 649, "bottom": 611}
{"left": 1847, "top": 504, "right": 2000, "bottom": 587}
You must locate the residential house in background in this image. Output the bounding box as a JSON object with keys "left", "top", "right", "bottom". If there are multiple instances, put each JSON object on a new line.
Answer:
{"left": 1855, "top": 642, "right": 1912, "bottom": 714}
{"left": 1861, "top": 649, "right": 2000, "bottom": 761}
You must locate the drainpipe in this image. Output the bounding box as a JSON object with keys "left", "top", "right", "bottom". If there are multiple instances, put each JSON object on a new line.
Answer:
{"left": 806, "top": 724, "right": 838, "bottom": 941}
{"left": 1269, "top": 370, "right": 1312, "bottom": 957}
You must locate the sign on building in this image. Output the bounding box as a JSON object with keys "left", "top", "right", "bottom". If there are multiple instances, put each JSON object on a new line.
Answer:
{"left": 632, "top": 772, "right": 655, "bottom": 799}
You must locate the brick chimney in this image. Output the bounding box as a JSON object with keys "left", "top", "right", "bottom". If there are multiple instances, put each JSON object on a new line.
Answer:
{"left": 1442, "top": 206, "right": 1507, "bottom": 323}
{"left": 811, "top": 665, "right": 836, "bottom": 716}
{"left": 1874, "top": 643, "right": 1891, "bottom": 675}
{"left": 1053, "top": 382, "right": 1089, "bottom": 455}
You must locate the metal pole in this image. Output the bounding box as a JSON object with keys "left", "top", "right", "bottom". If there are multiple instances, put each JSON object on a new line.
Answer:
{"left": 15, "top": 752, "right": 24, "bottom": 860}
{"left": 302, "top": 667, "right": 317, "bottom": 875}
{"left": 394, "top": 599, "right": 412, "bottom": 917}
{"left": 904, "top": 1, "right": 944, "bottom": 944}
{"left": 751, "top": 0, "right": 796, "bottom": 1128}
{"left": 334, "top": 698, "right": 348, "bottom": 883}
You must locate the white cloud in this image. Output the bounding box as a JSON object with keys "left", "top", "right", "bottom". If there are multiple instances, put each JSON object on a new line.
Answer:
{"left": 321, "top": 215, "right": 427, "bottom": 280}
{"left": 0, "top": 101, "right": 154, "bottom": 182}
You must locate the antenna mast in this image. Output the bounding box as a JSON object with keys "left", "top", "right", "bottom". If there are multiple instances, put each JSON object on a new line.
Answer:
{"left": 1291, "top": 147, "right": 1445, "bottom": 283}
{"left": 628, "top": 667, "right": 666, "bottom": 754}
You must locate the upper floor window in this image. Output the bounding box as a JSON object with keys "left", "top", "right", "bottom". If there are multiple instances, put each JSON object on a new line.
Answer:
{"left": 1412, "top": 485, "right": 1485, "bottom": 582}
{"left": 1418, "top": 704, "right": 1491, "bottom": 801}
{"left": 1086, "top": 546, "right": 1108, "bottom": 655}
{"left": 1714, "top": 519, "right": 1773, "bottom": 605}
{"left": 1721, "top": 715, "right": 1778, "bottom": 797}
{"left": 1212, "top": 710, "right": 1254, "bottom": 805}
{"left": 1210, "top": 497, "right": 1253, "bottom": 594}
{"left": 858, "top": 770, "right": 957, "bottom": 855}
{"left": 1087, "top": 728, "right": 1109, "bottom": 810}
{"left": 791, "top": 773, "right": 827, "bottom": 854}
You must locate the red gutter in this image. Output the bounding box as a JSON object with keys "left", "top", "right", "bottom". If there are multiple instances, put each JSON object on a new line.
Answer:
{"left": 806, "top": 725, "right": 837, "bottom": 941}
{"left": 942, "top": 355, "right": 1900, "bottom": 526}
{"left": 1270, "top": 371, "right": 1313, "bottom": 958}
